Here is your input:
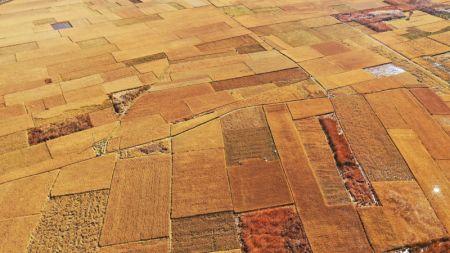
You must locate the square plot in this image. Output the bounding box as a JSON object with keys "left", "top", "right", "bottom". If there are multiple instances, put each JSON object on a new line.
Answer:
{"left": 239, "top": 206, "right": 312, "bottom": 252}
{"left": 51, "top": 21, "right": 72, "bottom": 30}
{"left": 223, "top": 127, "right": 278, "bottom": 166}
{"left": 172, "top": 212, "right": 240, "bottom": 253}
{"left": 28, "top": 190, "right": 109, "bottom": 252}
{"left": 228, "top": 159, "right": 292, "bottom": 212}
{"left": 172, "top": 149, "right": 233, "bottom": 218}
{"left": 221, "top": 107, "right": 278, "bottom": 166}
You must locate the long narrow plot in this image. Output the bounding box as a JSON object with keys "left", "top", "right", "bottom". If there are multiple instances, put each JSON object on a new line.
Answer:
{"left": 294, "top": 117, "right": 350, "bottom": 206}
{"left": 389, "top": 129, "right": 450, "bottom": 232}
{"left": 366, "top": 89, "right": 450, "bottom": 160}
{"left": 317, "top": 115, "right": 378, "bottom": 206}
{"left": 99, "top": 155, "right": 171, "bottom": 246}
{"left": 171, "top": 211, "right": 240, "bottom": 253}
{"left": 264, "top": 104, "right": 372, "bottom": 253}
{"left": 331, "top": 94, "right": 413, "bottom": 181}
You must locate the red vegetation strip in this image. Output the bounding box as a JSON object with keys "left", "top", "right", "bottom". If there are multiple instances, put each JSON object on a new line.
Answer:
{"left": 28, "top": 114, "right": 93, "bottom": 145}
{"left": 239, "top": 207, "right": 312, "bottom": 253}
{"left": 336, "top": 0, "right": 450, "bottom": 32}
{"left": 341, "top": 165, "right": 378, "bottom": 206}
{"left": 385, "top": 0, "right": 450, "bottom": 19}
{"left": 318, "top": 116, "right": 354, "bottom": 166}
{"left": 319, "top": 115, "right": 378, "bottom": 206}
{"left": 334, "top": 6, "right": 408, "bottom": 32}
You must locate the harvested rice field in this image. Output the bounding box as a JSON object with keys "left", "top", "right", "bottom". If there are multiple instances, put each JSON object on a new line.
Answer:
{"left": 1, "top": 0, "right": 450, "bottom": 252}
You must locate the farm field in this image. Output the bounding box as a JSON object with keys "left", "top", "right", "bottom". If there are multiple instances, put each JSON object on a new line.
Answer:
{"left": 1, "top": 0, "right": 450, "bottom": 252}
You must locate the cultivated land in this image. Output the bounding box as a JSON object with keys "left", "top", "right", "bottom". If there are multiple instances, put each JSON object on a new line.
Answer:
{"left": 1, "top": 0, "right": 450, "bottom": 252}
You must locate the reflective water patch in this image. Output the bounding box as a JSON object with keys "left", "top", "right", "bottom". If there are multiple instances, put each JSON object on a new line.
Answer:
{"left": 51, "top": 21, "right": 72, "bottom": 30}
{"left": 365, "top": 63, "right": 406, "bottom": 77}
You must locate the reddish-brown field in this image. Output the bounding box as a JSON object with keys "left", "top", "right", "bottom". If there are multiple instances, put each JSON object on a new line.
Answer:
{"left": 1, "top": 0, "right": 450, "bottom": 251}
{"left": 239, "top": 207, "right": 312, "bottom": 253}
